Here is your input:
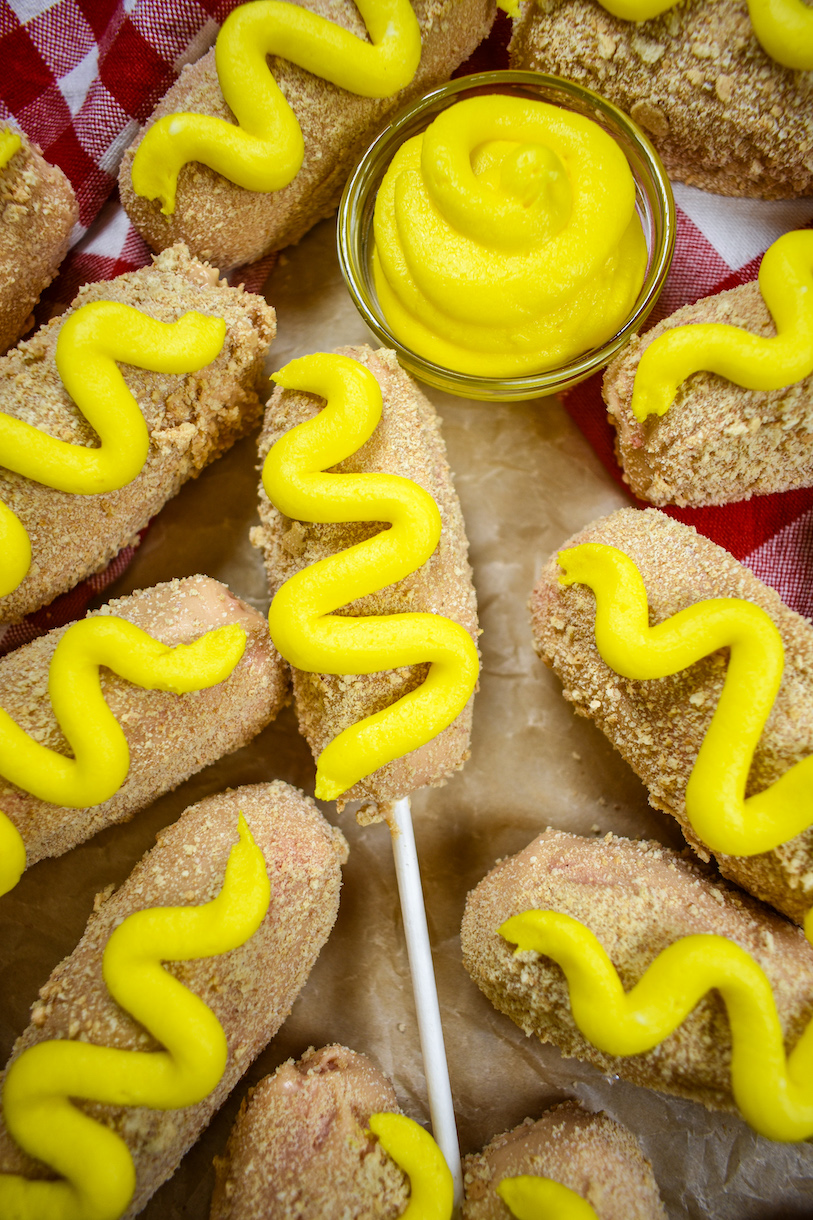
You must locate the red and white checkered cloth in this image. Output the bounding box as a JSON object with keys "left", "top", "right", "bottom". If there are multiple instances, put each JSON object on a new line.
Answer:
{"left": 1, "top": 3, "right": 811, "bottom": 656}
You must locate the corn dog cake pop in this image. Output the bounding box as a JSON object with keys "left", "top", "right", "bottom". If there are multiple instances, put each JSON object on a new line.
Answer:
{"left": 603, "top": 229, "right": 813, "bottom": 507}
{"left": 0, "top": 782, "right": 347, "bottom": 1219}
{"left": 508, "top": 0, "right": 813, "bottom": 199}
{"left": 462, "top": 1104, "right": 666, "bottom": 1220}
{"left": 0, "top": 242, "right": 275, "bottom": 625}
{"left": 0, "top": 575, "right": 288, "bottom": 894}
{"left": 0, "top": 127, "right": 77, "bottom": 356}
{"left": 461, "top": 829, "right": 813, "bottom": 1134}
{"left": 529, "top": 507, "right": 813, "bottom": 927}
{"left": 252, "top": 346, "right": 479, "bottom": 807}
{"left": 119, "top": 0, "right": 497, "bottom": 269}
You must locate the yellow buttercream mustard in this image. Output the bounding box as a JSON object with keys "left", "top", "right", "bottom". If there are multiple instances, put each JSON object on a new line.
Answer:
{"left": 0, "top": 300, "right": 226, "bottom": 599}
{"left": 586, "top": 0, "right": 813, "bottom": 70}
{"left": 558, "top": 542, "right": 813, "bottom": 858}
{"left": 262, "top": 352, "right": 479, "bottom": 801}
{"left": 130, "top": 0, "right": 421, "bottom": 216}
{"left": 498, "top": 1175, "right": 599, "bottom": 1220}
{"left": 501, "top": 909, "right": 813, "bottom": 1143}
{"left": 632, "top": 230, "right": 813, "bottom": 422}
{"left": 372, "top": 94, "right": 647, "bottom": 378}
{"left": 0, "top": 813, "right": 270, "bottom": 1220}
{"left": 369, "top": 1112, "right": 454, "bottom": 1219}
{"left": 0, "top": 614, "right": 246, "bottom": 897}
{"left": 0, "top": 128, "right": 21, "bottom": 170}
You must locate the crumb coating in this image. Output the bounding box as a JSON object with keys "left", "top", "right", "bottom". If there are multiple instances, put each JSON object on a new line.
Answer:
{"left": 509, "top": 0, "right": 813, "bottom": 199}
{"left": 211, "top": 1044, "right": 409, "bottom": 1219}
{"left": 0, "top": 131, "right": 77, "bottom": 355}
{"left": 119, "top": 0, "right": 497, "bottom": 268}
{"left": 603, "top": 281, "right": 813, "bottom": 507}
{"left": 0, "top": 781, "right": 348, "bottom": 1219}
{"left": 462, "top": 1103, "right": 665, "bottom": 1220}
{"left": 0, "top": 574, "right": 289, "bottom": 867}
{"left": 0, "top": 243, "right": 276, "bottom": 624}
{"left": 461, "top": 829, "right": 813, "bottom": 1111}
{"left": 252, "top": 345, "right": 479, "bottom": 809}
{"left": 529, "top": 507, "right": 813, "bottom": 925}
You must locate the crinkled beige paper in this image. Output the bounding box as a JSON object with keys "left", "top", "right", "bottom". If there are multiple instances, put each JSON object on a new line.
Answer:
{"left": 2, "top": 219, "right": 812, "bottom": 1219}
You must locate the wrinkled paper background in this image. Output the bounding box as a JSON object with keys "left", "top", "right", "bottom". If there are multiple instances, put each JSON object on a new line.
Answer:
{"left": 2, "top": 218, "right": 812, "bottom": 1219}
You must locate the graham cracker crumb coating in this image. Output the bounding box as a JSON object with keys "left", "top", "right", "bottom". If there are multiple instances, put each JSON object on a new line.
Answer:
{"left": 603, "top": 281, "right": 813, "bottom": 507}
{"left": 211, "top": 1044, "right": 408, "bottom": 1219}
{"left": 529, "top": 507, "right": 813, "bottom": 925}
{"left": 509, "top": 0, "right": 813, "bottom": 199}
{"left": 0, "top": 130, "right": 77, "bottom": 355}
{"left": 0, "top": 781, "right": 348, "bottom": 1220}
{"left": 461, "top": 829, "right": 813, "bottom": 1111}
{"left": 0, "top": 575, "right": 289, "bottom": 868}
{"left": 462, "top": 1103, "right": 665, "bottom": 1220}
{"left": 252, "top": 345, "right": 479, "bottom": 808}
{"left": 0, "top": 242, "right": 276, "bottom": 625}
{"left": 119, "top": 0, "right": 497, "bottom": 268}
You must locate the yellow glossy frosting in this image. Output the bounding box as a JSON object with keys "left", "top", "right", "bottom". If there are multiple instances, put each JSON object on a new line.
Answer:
{"left": 0, "top": 613, "right": 246, "bottom": 865}
{"left": 631, "top": 230, "right": 813, "bottom": 421}
{"left": 501, "top": 909, "right": 813, "bottom": 1143}
{"left": 368, "top": 1112, "right": 453, "bottom": 1219}
{"left": 372, "top": 94, "right": 647, "bottom": 378}
{"left": 0, "top": 300, "right": 226, "bottom": 599}
{"left": 590, "top": 0, "right": 813, "bottom": 69}
{"left": 0, "top": 809, "right": 25, "bottom": 898}
{"left": 558, "top": 542, "right": 813, "bottom": 858}
{"left": 130, "top": 0, "right": 421, "bottom": 216}
{"left": 498, "top": 1175, "right": 599, "bottom": 1220}
{"left": 0, "top": 128, "right": 21, "bottom": 169}
{"left": 0, "top": 813, "right": 270, "bottom": 1220}
{"left": 262, "top": 351, "right": 479, "bottom": 801}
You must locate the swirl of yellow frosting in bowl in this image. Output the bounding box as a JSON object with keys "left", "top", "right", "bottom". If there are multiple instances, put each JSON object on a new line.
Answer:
{"left": 372, "top": 94, "right": 648, "bottom": 379}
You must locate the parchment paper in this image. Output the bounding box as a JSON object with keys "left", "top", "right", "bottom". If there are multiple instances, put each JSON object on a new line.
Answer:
{"left": 2, "top": 217, "right": 812, "bottom": 1219}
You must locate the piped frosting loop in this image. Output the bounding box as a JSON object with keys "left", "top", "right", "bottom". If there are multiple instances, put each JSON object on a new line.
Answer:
{"left": 497, "top": 1175, "right": 599, "bottom": 1220}
{"left": 368, "top": 1112, "right": 453, "bottom": 1220}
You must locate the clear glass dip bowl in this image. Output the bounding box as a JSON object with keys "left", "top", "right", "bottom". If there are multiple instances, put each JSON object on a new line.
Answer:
{"left": 337, "top": 71, "right": 675, "bottom": 402}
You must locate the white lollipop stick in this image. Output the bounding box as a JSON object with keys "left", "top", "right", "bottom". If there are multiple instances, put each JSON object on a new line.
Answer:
{"left": 390, "top": 795, "right": 462, "bottom": 1209}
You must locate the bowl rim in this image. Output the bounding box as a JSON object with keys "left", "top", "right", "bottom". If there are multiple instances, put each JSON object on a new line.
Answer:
{"left": 337, "top": 69, "right": 676, "bottom": 401}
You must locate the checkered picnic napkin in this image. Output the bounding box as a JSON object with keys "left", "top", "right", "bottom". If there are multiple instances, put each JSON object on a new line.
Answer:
{"left": 0, "top": 2, "right": 811, "bottom": 655}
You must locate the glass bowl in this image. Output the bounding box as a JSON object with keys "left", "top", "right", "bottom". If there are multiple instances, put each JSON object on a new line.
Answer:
{"left": 337, "top": 70, "right": 675, "bottom": 402}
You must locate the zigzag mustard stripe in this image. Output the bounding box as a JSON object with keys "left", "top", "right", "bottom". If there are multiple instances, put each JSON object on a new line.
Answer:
{"left": 130, "top": 0, "right": 421, "bottom": 216}
{"left": 558, "top": 542, "right": 813, "bottom": 857}
{"left": 631, "top": 230, "right": 813, "bottom": 420}
{"left": 262, "top": 352, "right": 479, "bottom": 800}
{"left": 0, "top": 814, "right": 270, "bottom": 1220}
{"left": 0, "top": 300, "right": 226, "bottom": 598}
{"left": 500, "top": 909, "right": 813, "bottom": 1143}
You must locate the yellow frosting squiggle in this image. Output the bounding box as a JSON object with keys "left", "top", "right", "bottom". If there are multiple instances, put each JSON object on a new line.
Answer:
{"left": 368, "top": 1113, "right": 453, "bottom": 1219}
{"left": 130, "top": 0, "right": 421, "bottom": 216}
{"left": 497, "top": 1175, "right": 599, "bottom": 1220}
{"left": 0, "top": 128, "right": 21, "bottom": 170}
{"left": 0, "top": 813, "right": 270, "bottom": 1220}
{"left": 0, "top": 614, "right": 247, "bottom": 809}
{"left": 558, "top": 542, "right": 813, "bottom": 857}
{"left": 631, "top": 230, "right": 813, "bottom": 421}
{"left": 0, "top": 300, "right": 226, "bottom": 598}
{"left": 500, "top": 909, "right": 813, "bottom": 1143}
{"left": 262, "top": 352, "right": 479, "bottom": 801}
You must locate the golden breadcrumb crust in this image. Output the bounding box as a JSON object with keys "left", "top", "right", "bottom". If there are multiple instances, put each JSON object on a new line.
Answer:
{"left": 529, "top": 507, "right": 813, "bottom": 925}
{"left": 461, "top": 829, "right": 813, "bottom": 1111}
{"left": 603, "top": 280, "right": 813, "bottom": 507}
{"left": 462, "top": 1103, "right": 665, "bottom": 1220}
{"left": 252, "top": 345, "right": 479, "bottom": 809}
{"left": 0, "top": 130, "right": 77, "bottom": 354}
{"left": 211, "top": 1044, "right": 408, "bottom": 1219}
{"left": 0, "top": 243, "right": 276, "bottom": 624}
{"left": 0, "top": 575, "right": 289, "bottom": 869}
{"left": 0, "top": 782, "right": 348, "bottom": 1220}
{"left": 509, "top": 0, "right": 813, "bottom": 198}
{"left": 119, "top": 0, "right": 497, "bottom": 268}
